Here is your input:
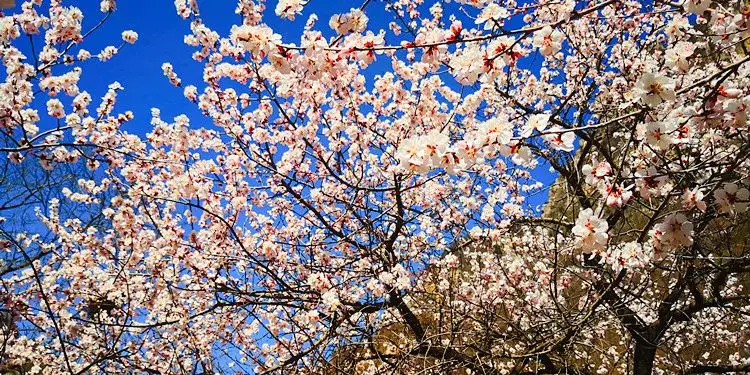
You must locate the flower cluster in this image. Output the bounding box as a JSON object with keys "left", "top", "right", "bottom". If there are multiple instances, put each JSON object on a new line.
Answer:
{"left": 572, "top": 208, "right": 609, "bottom": 253}
{"left": 651, "top": 213, "right": 694, "bottom": 253}
{"left": 714, "top": 183, "right": 750, "bottom": 214}
{"left": 329, "top": 8, "right": 368, "bottom": 35}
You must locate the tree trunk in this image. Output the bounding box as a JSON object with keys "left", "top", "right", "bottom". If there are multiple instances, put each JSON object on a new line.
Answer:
{"left": 633, "top": 341, "right": 657, "bottom": 375}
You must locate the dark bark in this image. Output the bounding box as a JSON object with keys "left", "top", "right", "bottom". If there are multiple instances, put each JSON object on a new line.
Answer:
{"left": 633, "top": 340, "right": 658, "bottom": 375}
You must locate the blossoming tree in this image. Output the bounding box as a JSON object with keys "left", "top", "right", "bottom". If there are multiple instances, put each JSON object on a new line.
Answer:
{"left": 2, "top": 0, "right": 750, "bottom": 374}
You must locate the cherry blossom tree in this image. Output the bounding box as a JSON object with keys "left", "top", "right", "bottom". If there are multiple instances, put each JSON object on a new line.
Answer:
{"left": 1, "top": 0, "right": 140, "bottom": 373}
{"left": 2, "top": 0, "right": 750, "bottom": 374}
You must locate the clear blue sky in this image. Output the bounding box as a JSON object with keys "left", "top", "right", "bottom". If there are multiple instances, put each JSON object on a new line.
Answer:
{"left": 24, "top": 1, "right": 396, "bottom": 137}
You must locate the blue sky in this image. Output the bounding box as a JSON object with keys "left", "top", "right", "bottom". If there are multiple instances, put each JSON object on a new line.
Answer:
{"left": 25, "top": 1, "right": 396, "bottom": 136}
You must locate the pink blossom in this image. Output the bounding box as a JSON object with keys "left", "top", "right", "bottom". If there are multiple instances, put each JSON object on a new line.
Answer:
{"left": 714, "top": 183, "right": 750, "bottom": 214}
{"left": 533, "top": 26, "right": 564, "bottom": 57}
{"left": 572, "top": 208, "right": 609, "bottom": 252}
{"left": 652, "top": 213, "right": 694, "bottom": 251}
{"left": 634, "top": 73, "right": 676, "bottom": 107}
{"left": 121, "top": 30, "right": 138, "bottom": 44}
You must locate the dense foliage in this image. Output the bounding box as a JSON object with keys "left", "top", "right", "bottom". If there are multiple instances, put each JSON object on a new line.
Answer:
{"left": 2, "top": 0, "right": 750, "bottom": 374}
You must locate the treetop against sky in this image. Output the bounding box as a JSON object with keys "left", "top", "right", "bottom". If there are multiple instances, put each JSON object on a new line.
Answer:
{"left": 1, "top": 0, "right": 750, "bottom": 374}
